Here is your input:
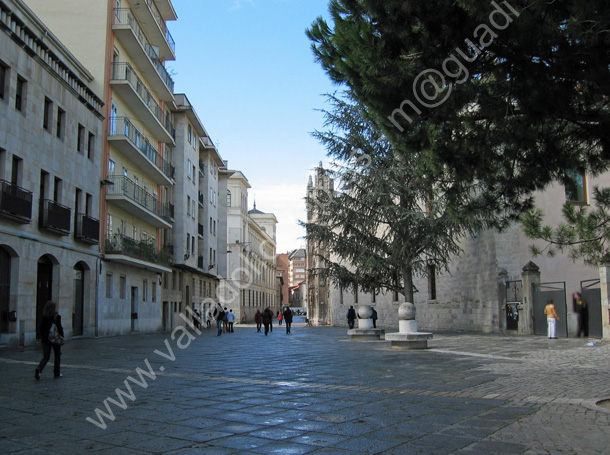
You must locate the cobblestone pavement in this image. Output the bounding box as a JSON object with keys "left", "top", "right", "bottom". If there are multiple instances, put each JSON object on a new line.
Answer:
{"left": 0, "top": 323, "right": 609, "bottom": 455}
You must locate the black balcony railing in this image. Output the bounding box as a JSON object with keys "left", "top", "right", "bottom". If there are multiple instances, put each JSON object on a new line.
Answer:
{"left": 107, "top": 175, "right": 173, "bottom": 223}
{"left": 0, "top": 180, "right": 32, "bottom": 222}
{"left": 75, "top": 213, "right": 99, "bottom": 244}
{"left": 113, "top": 8, "right": 175, "bottom": 93}
{"left": 111, "top": 63, "right": 175, "bottom": 137}
{"left": 40, "top": 199, "right": 71, "bottom": 234}
{"left": 109, "top": 117, "right": 173, "bottom": 180}
{"left": 141, "top": 0, "right": 176, "bottom": 54}
{"left": 105, "top": 233, "right": 171, "bottom": 265}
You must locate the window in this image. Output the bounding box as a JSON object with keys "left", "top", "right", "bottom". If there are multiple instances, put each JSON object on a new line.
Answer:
{"left": 87, "top": 132, "right": 95, "bottom": 160}
{"left": 77, "top": 124, "right": 85, "bottom": 153}
{"left": 427, "top": 265, "right": 437, "bottom": 300}
{"left": 85, "top": 193, "right": 92, "bottom": 215}
{"left": 188, "top": 124, "right": 192, "bottom": 143}
{"left": 209, "top": 217, "right": 213, "bottom": 233}
{"left": 0, "top": 61, "right": 7, "bottom": 100}
{"left": 565, "top": 169, "right": 587, "bottom": 204}
{"left": 120, "top": 276, "right": 126, "bottom": 299}
{"left": 192, "top": 199, "right": 195, "bottom": 219}
{"left": 43, "top": 98, "right": 53, "bottom": 131}
{"left": 186, "top": 233, "right": 190, "bottom": 255}
{"left": 143, "top": 280, "right": 148, "bottom": 302}
{"left": 209, "top": 247, "right": 212, "bottom": 263}
{"left": 393, "top": 289, "right": 399, "bottom": 302}
{"left": 187, "top": 159, "right": 192, "bottom": 180}
{"left": 187, "top": 196, "right": 191, "bottom": 216}
{"left": 56, "top": 107, "right": 65, "bottom": 139}
{"left": 227, "top": 190, "right": 231, "bottom": 207}
{"left": 53, "top": 177, "right": 62, "bottom": 203}
{"left": 213, "top": 220, "right": 216, "bottom": 236}
{"left": 354, "top": 287, "right": 359, "bottom": 304}
{"left": 192, "top": 165, "right": 196, "bottom": 181}
{"left": 15, "top": 75, "right": 26, "bottom": 112}
{"left": 191, "top": 236, "right": 195, "bottom": 255}
{"left": 11, "top": 155, "right": 22, "bottom": 186}
{"left": 106, "top": 273, "right": 113, "bottom": 298}
{"left": 152, "top": 282, "right": 157, "bottom": 302}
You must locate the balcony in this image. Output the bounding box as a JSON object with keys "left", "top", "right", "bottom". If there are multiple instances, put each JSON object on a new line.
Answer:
{"left": 105, "top": 233, "right": 172, "bottom": 273}
{"left": 131, "top": 0, "right": 176, "bottom": 61}
{"left": 110, "top": 63, "right": 175, "bottom": 143}
{"left": 75, "top": 213, "right": 99, "bottom": 244}
{"left": 39, "top": 199, "right": 71, "bottom": 235}
{"left": 112, "top": 8, "right": 175, "bottom": 101}
{"left": 105, "top": 175, "right": 173, "bottom": 229}
{"left": 108, "top": 117, "right": 174, "bottom": 185}
{"left": 0, "top": 180, "right": 32, "bottom": 223}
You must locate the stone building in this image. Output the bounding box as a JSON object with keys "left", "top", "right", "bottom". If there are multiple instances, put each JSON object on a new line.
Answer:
{"left": 0, "top": 0, "right": 104, "bottom": 346}
{"left": 307, "top": 163, "right": 610, "bottom": 337}
{"left": 225, "top": 170, "right": 279, "bottom": 321}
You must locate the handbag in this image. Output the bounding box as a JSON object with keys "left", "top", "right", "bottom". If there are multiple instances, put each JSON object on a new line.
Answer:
{"left": 48, "top": 317, "right": 64, "bottom": 345}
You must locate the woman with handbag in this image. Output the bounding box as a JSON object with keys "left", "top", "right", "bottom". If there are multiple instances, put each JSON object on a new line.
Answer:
{"left": 35, "top": 300, "right": 64, "bottom": 380}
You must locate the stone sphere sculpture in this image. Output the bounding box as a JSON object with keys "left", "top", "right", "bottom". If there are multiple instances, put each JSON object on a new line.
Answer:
{"left": 357, "top": 305, "right": 373, "bottom": 319}
{"left": 398, "top": 302, "right": 416, "bottom": 320}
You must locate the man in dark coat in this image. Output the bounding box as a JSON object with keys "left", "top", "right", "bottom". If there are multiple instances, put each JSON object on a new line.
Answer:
{"left": 346, "top": 305, "right": 356, "bottom": 329}
{"left": 283, "top": 307, "right": 293, "bottom": 334}
{"left": 262, "top": 308, "right": 273, "bottom": 336}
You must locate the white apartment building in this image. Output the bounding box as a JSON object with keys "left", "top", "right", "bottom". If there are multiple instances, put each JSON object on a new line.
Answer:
{"left": 0, "top": 0, "right": 104, "bottom": 346}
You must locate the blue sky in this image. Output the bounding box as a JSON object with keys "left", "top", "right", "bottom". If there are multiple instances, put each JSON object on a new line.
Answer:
{"left": 169, "top": 0, "right": 336, "bottom": 253}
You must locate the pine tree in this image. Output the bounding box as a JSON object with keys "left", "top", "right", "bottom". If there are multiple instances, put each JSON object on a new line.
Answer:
{"left": 307, "top": 0, "right": 610, "bottom": 222}
{"left": 304, "top": 94, "right": 468, "bottom": 302}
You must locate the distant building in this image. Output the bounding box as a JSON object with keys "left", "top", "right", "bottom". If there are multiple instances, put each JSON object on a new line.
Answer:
{"left": 276, "top": 253, "right": 290, "bottom": 307}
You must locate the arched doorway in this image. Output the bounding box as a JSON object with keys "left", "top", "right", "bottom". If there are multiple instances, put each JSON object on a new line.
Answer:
{"left": 73, "top": 263, "right": 85, "bottom": 336}
{"left": 36, "top": 256, "right": 54, "bottom": 339}
{"left": 0, "top": 247, "right": 10, "bottom": 333}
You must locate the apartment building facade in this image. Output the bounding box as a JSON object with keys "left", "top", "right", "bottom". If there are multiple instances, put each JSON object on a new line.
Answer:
{"left": 0, "top": 0, "right": 104, "bottom": 346}
{"left": 25, "top": 0, "right": 178, "bottom": 335}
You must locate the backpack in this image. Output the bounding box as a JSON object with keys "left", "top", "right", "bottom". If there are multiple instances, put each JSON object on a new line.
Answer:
{"left": 48, "top": 317, "right": 64, "bottom": 345}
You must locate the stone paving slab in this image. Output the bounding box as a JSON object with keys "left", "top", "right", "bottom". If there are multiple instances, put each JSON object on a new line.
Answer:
{"left": 0, "top": 326, "right": 609, "bottom": 454}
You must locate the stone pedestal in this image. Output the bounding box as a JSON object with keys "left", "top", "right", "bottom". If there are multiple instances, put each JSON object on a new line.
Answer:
{"left": 346, "top": 304, "right": 384, "bottom": 340}
{"left": 347, "top": 328, "right": 385, "bottom": 341}
{"left": 385, "top": 302, "right": 433, "bottom": 350}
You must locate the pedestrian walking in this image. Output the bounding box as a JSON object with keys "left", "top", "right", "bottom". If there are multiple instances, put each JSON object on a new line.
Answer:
{"left": 544, "top": 299, "right": 560, "bottom": 339}
{"left": 193, "top": 308, "right": 201, "bottom": 329}
{"left": 206, "top": 311, "right": 212, "bottom": 329}
{"left": 371, "top": 307, "right": 378, "bottom": 328}
{"left": 35, "top": 300, "right": 64, "bottom": 380}
{"left": 214, "top": 303, "right": 225, "bottom": 336}
{"left": 262, "top": 307, "right": 273, "bottom": 336}
{"left": 575, "top": 293, "right": 589, "bottom": 337}
{"left": 227, "top": 309, "right": 235, "bottom": 333}
{"left": 283, "top": 307, "right": 293, "bottom": 334}
{"left": 222, "top": 307, "right": 229, "bottom": 333}
{"left": 346, "top": 305, "right": 356, "bottom": 329}
{"left": 278, "top": 311, "right": 283, "bottom": 326}
{"left": 254, "top": 309, "right": 262, "bottom": 332}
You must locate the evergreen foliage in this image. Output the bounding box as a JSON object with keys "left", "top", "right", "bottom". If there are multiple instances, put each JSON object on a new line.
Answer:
{"left": 307, "top": 0, "right": 610, "bottom": 222}
{"left": 522, "top": 187, "right": 610, "bottom": 266}
{"left": 304, "top": 95, "right": 469, "bottom": 301}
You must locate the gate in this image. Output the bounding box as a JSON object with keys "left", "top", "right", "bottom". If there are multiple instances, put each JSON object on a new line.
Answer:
{"left": 581, "top": 279, "right": 603, "bottom": 338}
{"left": 533, "top": 282, "right": 567, "bottom": 337}
{"left": 505, "top": 280, "right": 522, "bottom": 331}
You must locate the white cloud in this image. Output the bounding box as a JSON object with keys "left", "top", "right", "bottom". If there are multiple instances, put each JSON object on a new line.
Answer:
{"left": 229, "top": 0, "right": 254, "bottom": 11}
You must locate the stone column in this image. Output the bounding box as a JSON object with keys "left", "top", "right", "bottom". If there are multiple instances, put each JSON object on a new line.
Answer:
{"left": 520, "top": 261, "right": 540, "bottom": 335}
{"left": 599, "top": 262, "right": 610, "bottom": 340}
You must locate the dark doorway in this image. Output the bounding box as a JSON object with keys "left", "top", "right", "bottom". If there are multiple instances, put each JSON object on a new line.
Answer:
{"left": 0, "top": 247, "right": 10, "bottom": 333}
{"left": 131, "top": 286, "right": 138, "bottom": 331}
{"left": 73, "top": 264, "right": 84, "bottom": 336}
{"left": 36, "top": 256, "right": 53, "bottom": 339}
